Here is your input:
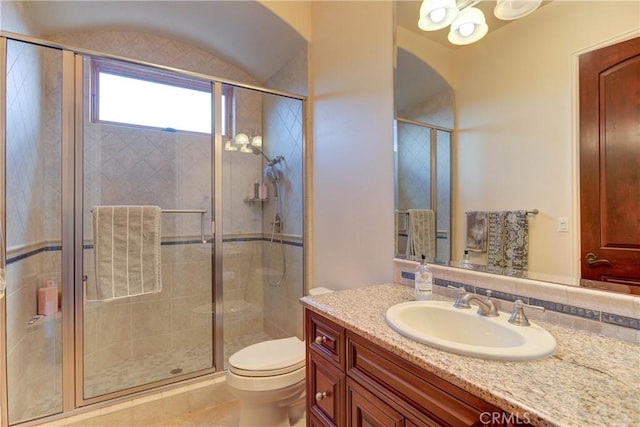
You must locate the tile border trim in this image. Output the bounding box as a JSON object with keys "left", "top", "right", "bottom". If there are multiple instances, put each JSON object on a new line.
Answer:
{"left": 7, "top": 237, "right": 303, "bottom": 265}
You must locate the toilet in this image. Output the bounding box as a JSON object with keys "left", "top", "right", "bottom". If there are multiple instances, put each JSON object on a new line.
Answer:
{"left": 226, "top": 287, "right": 333, "bottom": 427}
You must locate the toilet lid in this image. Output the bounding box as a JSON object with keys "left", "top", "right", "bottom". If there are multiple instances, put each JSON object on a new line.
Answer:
{"left": 228, "top": 337, "right": 305, "bottom": 377}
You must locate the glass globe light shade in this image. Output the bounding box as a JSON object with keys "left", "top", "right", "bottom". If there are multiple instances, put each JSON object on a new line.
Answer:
{"left": 418, "top": 0, "right": 458, "bottom": 31}
{"left": 448, "top": 7, "right": 488, "bottom": 46}
{"left": 235, "top": 133, "right": 249, "bottom": 145}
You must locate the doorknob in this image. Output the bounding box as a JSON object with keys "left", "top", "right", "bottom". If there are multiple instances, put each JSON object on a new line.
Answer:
{"left": 585, "top": 252, "right": 611, "bottom": 267}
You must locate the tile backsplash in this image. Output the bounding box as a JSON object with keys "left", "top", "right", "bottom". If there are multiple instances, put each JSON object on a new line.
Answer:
{"left": 394, "top": 259, "right": 640, "bottom": 344}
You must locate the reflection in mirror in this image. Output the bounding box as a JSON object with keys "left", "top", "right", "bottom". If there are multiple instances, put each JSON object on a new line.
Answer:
{"left": 394, "top": 48, "right": 452, "bottom": 264}
{"left": 395, "top": 0, "right": 640, "bottom": 292}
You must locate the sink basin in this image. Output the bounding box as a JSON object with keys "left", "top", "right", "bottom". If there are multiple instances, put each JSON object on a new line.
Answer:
{"left": 385, "top": 300, "right": 556, "bottom": 361}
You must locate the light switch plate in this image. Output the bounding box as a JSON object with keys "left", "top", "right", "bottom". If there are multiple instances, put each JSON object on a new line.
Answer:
{"left": 558, "top": 217, "right": 569, "bottom": 232}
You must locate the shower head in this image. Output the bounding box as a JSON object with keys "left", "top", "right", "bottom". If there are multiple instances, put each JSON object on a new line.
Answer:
{"left": 263, "top": 165, "right": 279, "bottom": 183}
{"left": 229, "top": 133, "right": 285, "bottom": 168}
{"left": 267, "top": 155, "right": 284, "bottom": 167}
{"left": 264, "top": 165, "right": 281, "bottom": 200}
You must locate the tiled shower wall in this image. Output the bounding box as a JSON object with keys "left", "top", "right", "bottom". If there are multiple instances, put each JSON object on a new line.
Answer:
{"left": 81, "top": 122, "right": 215, "bottom": 394}
{"left": 262, "top": 48, "right": 307, "bottom": 340}
{"left": 46, "top": 28, "right": 273, "bottom": 372}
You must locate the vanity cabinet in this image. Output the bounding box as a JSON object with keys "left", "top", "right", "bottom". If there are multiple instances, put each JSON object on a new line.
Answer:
{"left": 306, "top": 309, "right": 527, "bottom": 427}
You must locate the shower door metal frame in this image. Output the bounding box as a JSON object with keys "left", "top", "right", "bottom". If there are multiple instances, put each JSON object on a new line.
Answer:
{"left": 0, "top": 29, "right": 308, "bottom": 421}
{"left": 0, "top": 35, "right": 9, "bottom": 427}
{"left": 62, "top": 50, "right": 77, "bottom": 414}
{"left": 212, "top": 81, "right": 224, "bottom": 372}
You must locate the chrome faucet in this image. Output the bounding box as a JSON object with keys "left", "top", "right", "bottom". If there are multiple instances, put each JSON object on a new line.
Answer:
{"left": 508, "top": 299, "right": 545, "bottom": 326}
{"left": 460, "top": 290, "right": 499, "bottom": 317}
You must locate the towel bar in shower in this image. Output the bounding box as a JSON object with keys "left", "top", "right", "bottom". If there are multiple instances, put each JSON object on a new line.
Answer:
{"left": 91, "top": 208, "right": 209, "bottom": 244}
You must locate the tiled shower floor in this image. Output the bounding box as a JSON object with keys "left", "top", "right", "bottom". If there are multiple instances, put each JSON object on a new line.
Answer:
{"left": 20, "top": 331, "right": 273, "bottom": 425}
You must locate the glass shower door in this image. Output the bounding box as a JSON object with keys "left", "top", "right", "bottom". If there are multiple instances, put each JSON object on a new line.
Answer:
{"left": 221, "top": 84, "right": 305, "bottom": 367}
{"left": 79, "top": 56, "right": 216, "bottom": 400}
{"left": 4, "top": 40, "right": 64, "bottom": 424}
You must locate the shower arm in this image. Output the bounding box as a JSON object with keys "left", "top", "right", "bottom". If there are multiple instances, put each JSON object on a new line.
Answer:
{"left": 251, "top": 145, "right": 272, "bottom": 164}
{"left": 251, "top": 145, "right": 284, "bottom": 167}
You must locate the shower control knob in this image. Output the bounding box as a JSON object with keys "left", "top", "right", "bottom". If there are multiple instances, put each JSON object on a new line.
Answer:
{"left": 315, "top": 391, "right": 328, "bottom": 401}
{"left": 314, "top": 335, "right": 327, "bottom": 345}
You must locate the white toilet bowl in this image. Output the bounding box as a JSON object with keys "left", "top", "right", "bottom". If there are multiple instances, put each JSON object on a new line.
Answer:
{"left": 226, "top": 337, "right": 306, "bottom": 427}
{"left": 226, "top": 287, "right": 334, "bottom": 426}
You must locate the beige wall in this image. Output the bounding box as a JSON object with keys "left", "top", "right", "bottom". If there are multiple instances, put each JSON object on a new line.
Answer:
{"left": 396, "top": 26, "right": 456, "bottom": 89}
{"left": 399, "top": 1, "right": 639, "bottom": 280}
{"left": 260, "top": 0, "right": 312, "bottom": 42}
{"left": 454, "top": 1, "right": 639, "bottom": 279}
{"left": 310, "top": 1, "right": 395, "bottom": 290}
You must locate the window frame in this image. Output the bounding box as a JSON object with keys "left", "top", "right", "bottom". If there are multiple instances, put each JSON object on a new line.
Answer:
{"left": 90, "top": 58, "right": 233, "bottom": 136}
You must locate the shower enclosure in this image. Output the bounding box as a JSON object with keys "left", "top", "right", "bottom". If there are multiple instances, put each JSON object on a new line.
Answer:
{"left": 394, "top": 119, "right": 451, "bottom": 263}
{"left": 0, "top": 33, "right": 305, "bottom": 425}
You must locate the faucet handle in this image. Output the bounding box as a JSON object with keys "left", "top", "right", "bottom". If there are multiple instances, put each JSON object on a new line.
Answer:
{"left": 508, "top": 299, "right": 545, "bottom": 326}
{"left": 448, "top": 285, "right": 470, "bottom": 308}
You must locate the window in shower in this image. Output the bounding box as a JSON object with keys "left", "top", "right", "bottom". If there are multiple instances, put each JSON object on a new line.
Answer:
{"left": 91, "top": 59, "right": 232, "bottom": 135}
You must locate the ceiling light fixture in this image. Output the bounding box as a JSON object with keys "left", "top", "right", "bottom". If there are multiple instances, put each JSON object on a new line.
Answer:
{"left": 418, "top": 0, "right": 542, "bottom": 46}
{"left": 494, "top": 0, "right": 543, "bottom": 20}
{"left": 448, "top": 6, "right": 487, "bottom": 45}
{"left": 418, "top": 0, "right": 459, "bottom": 31}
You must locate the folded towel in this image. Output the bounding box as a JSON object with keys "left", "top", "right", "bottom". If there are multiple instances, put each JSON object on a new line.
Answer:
{"left": 89, "top": 206, "right": 162, "bottom": 301}
{"left": 487, "top": 210, "right": 529, "bottom": 271}
{"left": 465, "top": 211, "right": 487, "bottom": 252}
{"left": 407, "top": 209, "right": 436, "bottom": 261}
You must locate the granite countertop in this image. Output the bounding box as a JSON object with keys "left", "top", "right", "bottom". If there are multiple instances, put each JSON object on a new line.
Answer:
{"left": 300, "top": 284, "right": 640, "bottom": 427}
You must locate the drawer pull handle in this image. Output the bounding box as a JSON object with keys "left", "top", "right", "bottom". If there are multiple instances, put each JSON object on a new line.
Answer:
{"left": 315, "top": 391, "right": 328, "bottom": 401}
{"left": 314, "top": 335, "right": 327, "bottom": 344}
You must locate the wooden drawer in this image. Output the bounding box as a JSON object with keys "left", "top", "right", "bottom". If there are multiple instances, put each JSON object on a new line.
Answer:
{"left": 347, "top": 331, "right": 503, "bottom": 427}
{"left": 307, "top": 310, "right": 345, "bottom": 369}
{"left": 347, "top": 377, "right": 405, "bottom": 427}
{"left": 308, "top": 350, "right": 345, "bottom": 427}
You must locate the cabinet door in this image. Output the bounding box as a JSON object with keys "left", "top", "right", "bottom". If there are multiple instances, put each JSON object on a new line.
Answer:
{"left": 310, "top": 412, "right": 328, "bottom": 427}
{"left": 347, "top": 378, "right": 405, "bottom": 427}
{"left": 309, "top": 351, "right": 345, "bottom": 427}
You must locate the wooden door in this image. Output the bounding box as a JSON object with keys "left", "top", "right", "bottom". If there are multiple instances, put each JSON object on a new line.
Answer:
{"left": 579, "top": 36, "right": 640, "bottom": 293}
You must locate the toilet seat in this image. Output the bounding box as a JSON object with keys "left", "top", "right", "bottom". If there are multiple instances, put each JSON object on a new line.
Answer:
{"left": 229, "top": 337, "right": 305, "bottom": 378}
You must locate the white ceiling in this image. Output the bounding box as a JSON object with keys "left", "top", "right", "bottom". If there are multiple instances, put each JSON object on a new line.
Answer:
{"left": 21, "top": 1, "right": 307, "bottom": 82}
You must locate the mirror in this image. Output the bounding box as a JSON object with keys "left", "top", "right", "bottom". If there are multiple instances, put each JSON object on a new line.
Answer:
{"left": 394, "top": 0, "right": 639, "bottom": 288}
{"left": 394, "top": 48, "right": 453, "bottom": 265}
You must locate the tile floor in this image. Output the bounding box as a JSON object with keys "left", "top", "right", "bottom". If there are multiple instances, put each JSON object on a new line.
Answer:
{"left": 148, "top": 400, "right": 240, "bottom": 427}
